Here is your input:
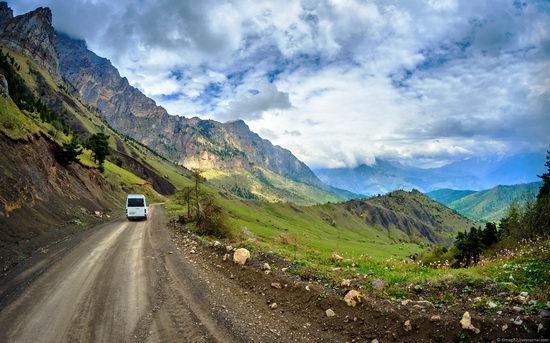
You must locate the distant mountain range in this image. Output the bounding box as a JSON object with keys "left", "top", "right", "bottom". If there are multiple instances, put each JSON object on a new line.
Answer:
{"left": 314, "top": 153, "right": 546, "bottom": 196}
{"left": 427, "top": 182, "right": 542, "bottom": 222}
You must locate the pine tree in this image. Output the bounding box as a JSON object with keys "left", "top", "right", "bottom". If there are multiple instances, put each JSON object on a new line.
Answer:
{"left": 481, "top": 222, "right": 498, "bottom": 247}
{"left": 84, "top": 133, "right": 110, "bottom": 172}
{"left": 55, "top": 135, "right": 83, "bottom": 166}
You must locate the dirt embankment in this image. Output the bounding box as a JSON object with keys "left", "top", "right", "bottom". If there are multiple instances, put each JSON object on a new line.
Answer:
{"left": 0, "top": 132, "right": 119, "bottom": 271}
{"left": 168, "top": 221, "right": 547, "bottom": 342}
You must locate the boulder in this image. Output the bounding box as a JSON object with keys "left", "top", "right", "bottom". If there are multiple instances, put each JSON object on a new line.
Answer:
{"left": 372, "top": 278, "right": 384, "bottom": 290}
{"left": 340, "top": 279, "right": 351, "bottom": 287}
{"left": 331, "top": 253, "right": 343, "bottom": 262}
{"left": 261, "top": 262, "right": 271, "bottom": 271}
{"left": 325, "top": 309, "right": 335, "bottom": 317}
{"left": 271, "top": 282, "right": 282, "bottom": 289}
{"left": 344, "top": 290, "right": 361, "bottom": 307}
{"left": 270, "top": 302, "right": 278, "bottom": 309}
{"left": 460, "top": 312, "right": 480, "bottom": 334}
{"left": 403, "top": 320, "right": 412, "bottom": 332}
{"left": 233, "top": 248, "right": 250, "bottom": 265}
{"left": 514, "top": 295, "right": 528, "bottom": 304}
{"left": 225, "top": 245, "right": 233, "bottom": 252}
{"left": 430, "top": 315, "right": 441, "bottom": 322}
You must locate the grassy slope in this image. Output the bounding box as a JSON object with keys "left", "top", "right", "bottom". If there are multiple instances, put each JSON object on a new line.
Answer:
{"left": 170, "top": 190, "right": 474, "bottom": 262}
{"left": 203, "top": 168, "right": 348, "bottom": 206}
{"left": 442, "top": 183, "right": 541, "bottom": 222}
{"left": 0, "top": 96, "right": 38, "bottom": 140}
{"left": 0, "top": 46, "right": 193, "bottom": 202}
{"left": 362, "top": 190, "right": 476, "bottom": 240}
{"left": 427, "top": 188, "right": 476, "bottom": 205}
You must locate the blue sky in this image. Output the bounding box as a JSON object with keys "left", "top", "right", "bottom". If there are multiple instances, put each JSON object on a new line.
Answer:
{"left": 10, "top": 0, "right": 550, "bottom": 168}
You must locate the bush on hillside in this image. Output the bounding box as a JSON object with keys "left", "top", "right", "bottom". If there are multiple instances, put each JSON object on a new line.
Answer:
{"left": 54, "top": 135, "right": 82, "bottom": 166}
{"left": 84, "top": 133, "right": 110, "bottom": 172}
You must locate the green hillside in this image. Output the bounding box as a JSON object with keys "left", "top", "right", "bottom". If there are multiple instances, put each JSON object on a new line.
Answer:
{"left": 0, "top": 44, "right": 193, "bottom": 188}
{"left": 168, "top": 189, "right": 475, "bottom": 262}
{"left": 202, "top": 167, "right": 354, "bottom": 206}
{"left": 427, "top": 188, "right": 476, "bottom": 205}
{"left": 428, "top": 182, "right": 541, "bottom": 222}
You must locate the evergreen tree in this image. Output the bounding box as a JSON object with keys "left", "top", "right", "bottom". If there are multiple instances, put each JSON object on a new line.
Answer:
{"left": 54, "top": 135, "right": 82, "bottom": 166}
{"left": 537, "top": 151, "right": 550, "bottom": 201}
{"left": 481, "top": 222, "right": 498, "bottom": 247}
{"left": 467, "top": 227, "right": 483, "bottom": 264}
{"left": 84, "top": 133, "right": 110, "bottom": 172}
{"left": 532, "top": 151, "right": 550, "bottom": 234}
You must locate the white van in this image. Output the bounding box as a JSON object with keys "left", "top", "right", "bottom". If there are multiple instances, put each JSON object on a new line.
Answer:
{"left": 126, "top": 194, "right": 148, "bottom": 220}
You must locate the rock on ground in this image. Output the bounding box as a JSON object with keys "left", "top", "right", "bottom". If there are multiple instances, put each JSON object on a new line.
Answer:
{"left": 460, "top": 312, "right": 480, "bottom": 334}
{"left": 331, "top": 253, "right": 343, "bottom": 262}
{"left": 233, "top": 248, "right": 250, "bottom": 265}
{"left": 404, "top": 320, "right": 412, "bottom": 332}
{"left": 343, "top": 290, "right": 361, "bottom": 307}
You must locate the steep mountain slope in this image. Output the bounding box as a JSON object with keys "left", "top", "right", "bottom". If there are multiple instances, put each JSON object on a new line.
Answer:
{"left": 428, "top": 182, "right": 541, "bottom": 222}
{"left": 342, "top": 190, "right": 476, "bottom": 244}
{"left": 315, "top": 153, "right": 546, "bottom": 195}
{"left": 54, "top": 32, "right": 349, "bottom": 204}
{"left": 0, "top": 5, "right": 195, "bottom": 269}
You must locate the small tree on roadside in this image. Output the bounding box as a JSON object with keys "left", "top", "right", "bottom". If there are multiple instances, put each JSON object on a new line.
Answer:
{"left": 190, "top": 168, "right": 205, "bottom": 222}
{"left": 84, "top": 133, "right": 110, "bottom": 172}
{"left": 177, "top": 186, "right": 194, "bottom": 222}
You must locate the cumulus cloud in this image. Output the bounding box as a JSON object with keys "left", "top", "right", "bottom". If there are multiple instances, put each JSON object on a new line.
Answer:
{"left": 8, "top": 0, "right": 550, "bottom": 168}
{"left": 218, "top": 82, "right": 291, "bottom": 121}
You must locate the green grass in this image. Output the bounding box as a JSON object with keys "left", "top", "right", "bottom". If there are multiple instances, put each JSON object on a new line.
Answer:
{"left": 0, "top": 97, "right": 37, "bottom": 140}
{"left": 203, "top": 167, "right": 346, "bottom": 206}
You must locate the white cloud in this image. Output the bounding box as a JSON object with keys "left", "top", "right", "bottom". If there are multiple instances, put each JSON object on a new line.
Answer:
{"left": 8, "top": 0, "right": 550, "bottom": 168}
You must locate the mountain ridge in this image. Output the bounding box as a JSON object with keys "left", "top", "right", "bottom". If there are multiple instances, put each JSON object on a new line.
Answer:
{"left": 53, "top": 32, "right": 346, "bottom": 204}
{"left": 427, "top": 182, "right": 542, "bottom": 222}
{"left": 315, "top": 153, "right": 546, "bottom": 196}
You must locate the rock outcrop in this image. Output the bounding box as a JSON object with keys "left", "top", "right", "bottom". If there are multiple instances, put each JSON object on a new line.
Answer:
{"left": 0, "top": 2, "right": 12, "bottom": 27}
{"left": 0, "top": 74, "right": 7, "bottom": 99}
{"left": 0, "top": 4, "right": 60, "bottom": 80}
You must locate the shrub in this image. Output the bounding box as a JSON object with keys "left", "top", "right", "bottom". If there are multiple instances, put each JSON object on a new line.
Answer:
{"left": 54, "top": 135, "right": 82, "bottom": 166}
{"left": 195, "top": 193, "right": 233, "bottom": 239}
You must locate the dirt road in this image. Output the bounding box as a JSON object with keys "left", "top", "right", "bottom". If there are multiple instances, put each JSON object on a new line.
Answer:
{"left": 0, "top": 205, "right": 347, "bottom": 342}
{"left": 0, "top": 205, "right": 542, "bottom": 342}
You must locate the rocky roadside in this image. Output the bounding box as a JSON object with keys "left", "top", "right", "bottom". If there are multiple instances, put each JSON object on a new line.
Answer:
{"left": 167, "top": 220, "right": 548, "bottom": 342}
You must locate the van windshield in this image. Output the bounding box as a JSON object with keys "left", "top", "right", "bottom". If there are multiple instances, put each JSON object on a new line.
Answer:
{"left": 127, "top": 198, "right": 145, "bottom": 207}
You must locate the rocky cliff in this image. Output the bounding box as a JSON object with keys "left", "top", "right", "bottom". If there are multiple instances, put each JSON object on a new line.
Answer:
{"left": 54, "top": 32, "right": 326, "bottom": 189}
{"left": 0, "top": 3, "right": 60, "bottom": 81}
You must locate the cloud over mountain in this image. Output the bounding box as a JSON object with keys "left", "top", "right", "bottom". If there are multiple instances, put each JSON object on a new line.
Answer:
{"left": 9, "top": 0, "right": 550, "bottom": 168}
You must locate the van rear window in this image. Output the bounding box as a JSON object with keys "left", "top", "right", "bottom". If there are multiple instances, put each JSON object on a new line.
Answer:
{"left": 127, "top": 198, "right": 144, "bottom": 207}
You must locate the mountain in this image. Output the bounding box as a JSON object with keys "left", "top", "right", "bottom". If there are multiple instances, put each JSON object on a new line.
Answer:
{"left": 54, "top": 32, "right": 350, "bottom": 205}
{"left": 315, "top": 153, "right": 546, "bottom": 196}
{"left": 427, "top": 189, "right": 477, "bottom": 205}
{"left": 0, "top": 4, "right": 197, "bottom": 268}
{"left": 341, "top": 189, "right": 477, "bottom": 244}
{"left": 0, "top": 4, "right": 60, "bottom": 81}
{"left": 427, "top": 182, "right": 542, "bottom": 222}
